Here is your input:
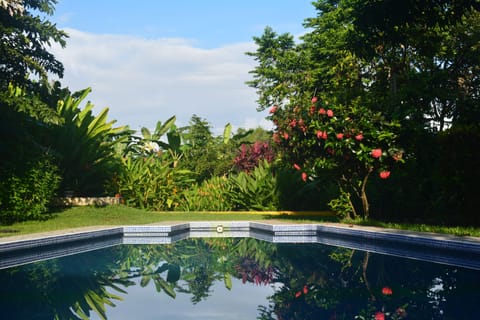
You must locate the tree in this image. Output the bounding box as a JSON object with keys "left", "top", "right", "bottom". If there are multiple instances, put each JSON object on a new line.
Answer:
{"left": 269, "top": 97, "right": 402, "bottom": 218}
{"left": 247, "top": 0, "right": 480, "bottom": 220}
{"left": 0, "top": 0, "right": 68, "bottom": 91}
{"left": 180, "top": 115, "right": 236, "bottom": 182}
{"left": 343, "top": 0, "right": 480, "bottom": 129}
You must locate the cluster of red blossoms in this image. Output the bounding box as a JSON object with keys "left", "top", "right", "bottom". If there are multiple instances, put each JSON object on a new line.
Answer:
{"left": 371, "top": 149, "right": 391, "bottom": 179}
{"left": 372, "top": 287, "right": 407, "bottom": 319}
{"left": 271, "top": 96, "right": 401, "bottom": 182}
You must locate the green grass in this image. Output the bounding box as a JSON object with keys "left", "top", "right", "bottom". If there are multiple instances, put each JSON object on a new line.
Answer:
{"left": 0, "top": 205, "right": 479, "bottom": 238}
{"left": 0, "top": 206, "right": 333, "bottom": 237}
{"left": 353, "top": 219, "right": 480, "bottom": 237}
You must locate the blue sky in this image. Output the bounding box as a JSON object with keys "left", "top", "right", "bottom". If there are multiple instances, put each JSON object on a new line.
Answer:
{"left": 50, "top": 0, "right": 316, "bottom": 133}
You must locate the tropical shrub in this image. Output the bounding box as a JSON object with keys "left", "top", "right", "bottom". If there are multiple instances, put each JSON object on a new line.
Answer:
{"left": 227, "top": 160, "right": 279, "bottom": 211}
{"left": 52, "top": 88, "right": 129, "bottom": 196}
{"left": 117, "top": 155, "right": 193, "bottom": 211}
{"left": 177, "top": 176, "right": 233, "bottom": 211}
{"left": 0, "top": 156, "right": 61, "bottom": 223}
{"left": 233, "top": 141, "right": 275, "bottom": 172}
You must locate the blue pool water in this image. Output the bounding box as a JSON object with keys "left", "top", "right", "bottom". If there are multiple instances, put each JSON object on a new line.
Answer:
{"left": 0, "top": 233, "right": 479, "bottom": 320}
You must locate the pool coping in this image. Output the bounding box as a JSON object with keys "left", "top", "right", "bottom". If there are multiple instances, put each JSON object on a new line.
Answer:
{"left": 1, "top": 221, "right": 480, "bottom": 270}
{"left": 1, "top": 221, "right": 479, "bottom": 252}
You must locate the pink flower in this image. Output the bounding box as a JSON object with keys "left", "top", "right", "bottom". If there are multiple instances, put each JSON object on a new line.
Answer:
{"left": 355, "top": 134, "right": 363, "bottom": 141}
{"left": 382, "top": 286, "right": 393, "bottom": 295}
{"left": 269, "top": 105, "right": 278, "bottom": 113}
{"left": 327, "top": 109, "right": 334, "bottom": 117}
{"left": 318, "top": 108, "right": 326, "bottom": 115}
{"left": 283, "top": 132, "right": 289, "bottom": 140}
{"left": 295, "top": 291, "right": 302, "bottom": 298}
{"left": 336, "top": 133, "right": 344, "bottom": 139}
{"left": 293, "top": 163, "right": 301, "bottom": 171}
{"left": 301, "top": 172, "right": 308, "bottom": 182}
{"left": 375, "top": 312, "right": 385, "bottom": 320}
{"left": 311, "top": 96, "right": 318, "bottom": 103}
{"left": 379, "top": 170, "right": 391, "bottom": 179}
{"left": 289, "top": 119, "right": 297, "bottom": 128}
{"left": 371, "top": 148, "right": 382, "bottom": 158}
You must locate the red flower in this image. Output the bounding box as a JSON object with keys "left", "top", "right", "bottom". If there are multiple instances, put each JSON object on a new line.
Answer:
{"left": 283, "top": 132, "right": 289, "bottom": 140}
{"left": 311, "top": 96, "right": 318, "bottom": 103}
{"left": 336, "top": 133, "right": 344, "bottom": 139}
{"left": 303, "top": 285, "right": 309, "bottom": 294}
{"left": 318, "top": 108, "right": 326, "bottom": 115}
{"left": 269, "top": 105, "right": 278, "bottom": 113}
{"left": 371, "top": 148, "right": 382, "bottom": 158}
{"left": 317, "top": 130, "right": 327, "bottom": 140}
{"left": 293, "top": 163, "right": 301, "bottom": 171}
{"left": 295, "top": 291, "right": 302, "bottom": 298}
{"left": 327, "top": 109, "right": 334, "bottom": 117}
{"left": 382, "top": 286, "right": 393, "bottom": 295}
{"left": 301, "top": 172, "right": 308, "bottom": 182}
{"left": 354, "top": 134, "right": 363, "bottom": 141}
{"left": 379, "top": 171, "right": 391, "bottom": 179}
{"left": 289, "top": 119, "right": 297, "bottom": 128}
{"left": 309, "top": 105, "right": 316, "bottom": 114}
{"left": 374, "top": 312, "right": 385, "bottom": 320}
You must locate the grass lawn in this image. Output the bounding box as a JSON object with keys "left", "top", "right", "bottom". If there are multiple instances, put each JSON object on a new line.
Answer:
{"left": 1, "top": 205, "right": 479, "bottom": 238}
{"left": 0, "top": 205, "right": 336, "bottom": 237}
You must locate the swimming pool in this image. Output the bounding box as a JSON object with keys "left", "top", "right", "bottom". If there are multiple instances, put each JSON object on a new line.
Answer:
{"left": 0, "top": 222, "right": 479, "bottom": 319}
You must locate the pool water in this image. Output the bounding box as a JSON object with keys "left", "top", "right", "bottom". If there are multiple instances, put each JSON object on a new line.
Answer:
{"left": 0, "top": 237, "right": 479, "bottom": 319}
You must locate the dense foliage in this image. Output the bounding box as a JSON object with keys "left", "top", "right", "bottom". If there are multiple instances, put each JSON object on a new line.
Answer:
{"left": 1, "top": 0, "right": 479, "bottom": 226}
{"left": 0, "top": 0, "right": 67, "bottom": 91}
{"left": 247, "top": 0, "right": 480, "bottom": 224}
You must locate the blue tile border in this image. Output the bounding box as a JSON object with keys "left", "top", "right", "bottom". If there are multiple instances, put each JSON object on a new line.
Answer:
{"left": 1, "top": 222, "right": 479, "bottom": 270}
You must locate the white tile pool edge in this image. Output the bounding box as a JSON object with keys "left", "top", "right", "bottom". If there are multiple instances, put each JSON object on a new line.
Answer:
{"left": 1, "top": 222, "right": 479, "bottom": 253}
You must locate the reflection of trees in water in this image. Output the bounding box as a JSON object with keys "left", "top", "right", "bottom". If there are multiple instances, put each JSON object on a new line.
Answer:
{"left": 0, "top": 247, "right": 132, "bottom": 320}
{"left": 259, "top": 245, "right": 480, "bottom": 320}
{"left": 0, "top": 239, "right": 479, "bottom": 319}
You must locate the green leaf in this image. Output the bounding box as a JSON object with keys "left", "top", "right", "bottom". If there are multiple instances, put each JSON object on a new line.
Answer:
{"left": 224, "top": 273, "right": 233, "bottom": 290}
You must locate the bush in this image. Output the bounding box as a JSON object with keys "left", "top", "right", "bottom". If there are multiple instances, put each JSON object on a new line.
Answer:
{"left": 177, "top": 176, "right": 233, "bottom": 211}
{"left": 227, "top": 161, "right": 279, "bottom": 211}
{"left": 117, "top": 155, "right": 194, "bottom": 211}
{"left": 0, "top": 157, "right": 61, "bottom": 223}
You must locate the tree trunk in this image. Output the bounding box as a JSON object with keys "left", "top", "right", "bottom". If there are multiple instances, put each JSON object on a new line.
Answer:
{"left": 360, "top": 169, "right": 372, "bottom": 219}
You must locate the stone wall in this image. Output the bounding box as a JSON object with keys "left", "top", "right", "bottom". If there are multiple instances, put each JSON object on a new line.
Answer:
{"left": 53, "top": 197, "right": 120, "bottom": 207}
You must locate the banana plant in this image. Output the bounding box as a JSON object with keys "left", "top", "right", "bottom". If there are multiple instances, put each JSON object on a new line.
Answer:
{"left": 53, "top": 87, "right": 130, "bottom": 195}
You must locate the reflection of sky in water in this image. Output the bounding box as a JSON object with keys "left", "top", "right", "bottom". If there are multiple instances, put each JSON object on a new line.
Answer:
{"left": 96, "top": 277, "right": 277, "bottom": 320}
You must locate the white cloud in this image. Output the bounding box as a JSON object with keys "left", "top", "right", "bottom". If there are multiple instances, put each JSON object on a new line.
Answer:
{"left": 50, "top": 28, "right": 270, "bottom": 135}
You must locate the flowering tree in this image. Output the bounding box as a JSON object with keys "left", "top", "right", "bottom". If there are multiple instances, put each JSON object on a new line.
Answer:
{"left": 269, "top": 96, "right": 404, "bottom": 219}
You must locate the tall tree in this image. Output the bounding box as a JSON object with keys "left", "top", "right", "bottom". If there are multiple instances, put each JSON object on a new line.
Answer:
{"left": 0, "top": 0, "right": 68, "bottom": 91}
